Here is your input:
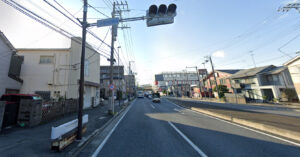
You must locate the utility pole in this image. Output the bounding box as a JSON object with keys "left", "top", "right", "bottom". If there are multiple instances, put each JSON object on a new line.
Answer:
{"left": 108, "top": 2, "right": 116, "bottom": 115}
{"left": 249, "top": 51, "right": 256, "bottom": 68}
{"left": 186, "top": 66, "right": 202, "bottom": 99}
{"left": 128, "top": 61, "right": 134, "bottom": 99}
{"left": 77, "top": 0, "right": 88, "bottom": 140}
{"left": 207, "top": 56, "right": 220, "bottom": 99}
{"left": 185, "top": 69, "right": 189, "bottom": 97}
{"left": 117, "top": 46, "right": 121, "bottom": 106}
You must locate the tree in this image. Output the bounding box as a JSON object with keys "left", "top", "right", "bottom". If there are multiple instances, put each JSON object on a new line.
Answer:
{"left": 213, "top": 85, "right": 229, "bottom": 98}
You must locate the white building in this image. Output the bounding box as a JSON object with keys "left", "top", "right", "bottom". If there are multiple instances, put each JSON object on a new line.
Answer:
{"left": 284, "top": 55, "right": 300, "bottom": 101}
{"left": 0, "top": 31, "right": 23, "bottom": 96}
{"left": 17, "top": 37, "right": 100, "bottom": 108}
{"left": 230, "top": 65, "right": 297, "bottom": 102}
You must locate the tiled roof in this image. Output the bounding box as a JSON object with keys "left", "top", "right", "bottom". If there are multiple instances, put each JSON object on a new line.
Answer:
{"left": 230, "top": 65, "right": 274, "bottom": 79}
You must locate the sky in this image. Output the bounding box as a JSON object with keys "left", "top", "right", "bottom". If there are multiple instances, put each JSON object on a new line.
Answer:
{"left": 0, "top": 0, "right": 299, "bottom": 85}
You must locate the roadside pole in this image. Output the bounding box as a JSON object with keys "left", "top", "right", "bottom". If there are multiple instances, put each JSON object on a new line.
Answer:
{"left": 186, "top": 66, "right": 203, "bottom": 99}
{"left": 208, "top": 56, "right": 220, "bottom": 99}
{"left": 117, "top": 46, "right": 121, "bottom": 106}
{"left": 108, "top": 2, "right": 116, "bottom": 115}
{"left": 77, "top": 0, "right": 88, "bottom": 140}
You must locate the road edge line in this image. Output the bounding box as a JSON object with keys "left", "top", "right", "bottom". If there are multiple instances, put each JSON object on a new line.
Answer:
{"left": 91, "top": 99, "right": 135, "bottom": 157}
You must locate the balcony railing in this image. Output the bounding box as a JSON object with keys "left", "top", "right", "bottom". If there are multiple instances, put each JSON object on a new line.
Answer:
{"left": 260, "top": 81, "right": 282, "bottom": 86}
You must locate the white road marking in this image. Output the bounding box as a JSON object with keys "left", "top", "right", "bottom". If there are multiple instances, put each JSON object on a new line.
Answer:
{"left": 91, "top": 99, "right": 136, "bottom": 157}
{"left": 166, "top": 99, "right": 300, "bottom": 147}
{"left": 174, "top": 108, "right": 180, "bottom": 112}
{"left": 98, "top": 116, "right": 106, "bottom": 120}
{"left": 151, "top": 104, "right": 155, "bottom": 109}
{"left": 168, "top": 121, "right": 207, "bottom": 157}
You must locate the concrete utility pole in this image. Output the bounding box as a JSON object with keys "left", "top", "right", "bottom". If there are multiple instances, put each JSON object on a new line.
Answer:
{"left": 117, "top": 46, "right": 121, "bottom": 106}
{"left": 77, "top": 0, "right": 88, "bottom": 140}
{"left": 128, "top": 61, "right": 134, "bottom": 98}
{"left": 184, "top": 69, "right": 189, "bottom": 97}
{"left": 207, "top": 56, "right": 220, "bottom": 99}
{"left": 186, "top": 66, "right": 202, "bottom": 98}
{"left": 249, "top": 51, "right": 256, "bottom": 68}
{"left": 108, "top": 2, "right": 116, "bottom": 115}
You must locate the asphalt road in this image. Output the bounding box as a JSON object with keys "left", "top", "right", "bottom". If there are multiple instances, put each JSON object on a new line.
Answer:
{"left": 92, "top": 98, "right": 300, "bottom": 157}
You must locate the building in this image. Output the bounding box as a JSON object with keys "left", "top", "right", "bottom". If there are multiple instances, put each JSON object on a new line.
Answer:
{"left": 124, "top": 74, "right": 136, "bottom": 98}
{"left": 284, "top": 55, "right": 300, "bottom": 101}
{"left": 17, "top": 37, "right": 100, "bottom": 108}
{"left": 230, "top": 65, "right": 297, "bottom": 102}
{"left": 100, "top": 66, "right": 125, "bottom": 99}
{"left": 154, "top": 71, "right": 200, "bottom": 97}
{"left": 0, "top": 31, "right": 23, "bottom": 96}
{"left": 203, "top": 69, "right": 240, "bottom": 94}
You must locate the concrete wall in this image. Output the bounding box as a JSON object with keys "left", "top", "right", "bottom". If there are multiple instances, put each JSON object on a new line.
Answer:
{"left": 18, "top": 49, "right": 69, "bottom": 98}
{"left": 68, "top": 38, "right": 100, "bottom": 108}
{"left": 0, "top": 38, "right": 22, "bottom": 96}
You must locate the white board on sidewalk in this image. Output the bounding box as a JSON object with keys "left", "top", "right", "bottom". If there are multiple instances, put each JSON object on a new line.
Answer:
{"left": 51, "top": 114, "right": 88, "bottom": 140}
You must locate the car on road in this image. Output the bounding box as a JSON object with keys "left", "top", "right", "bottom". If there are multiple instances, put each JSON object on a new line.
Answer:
{"left": 152, "top": 93, "right": 160, "bottom": 103}
{"left": 137, "top": 91, "right": 144, "bottom": 98}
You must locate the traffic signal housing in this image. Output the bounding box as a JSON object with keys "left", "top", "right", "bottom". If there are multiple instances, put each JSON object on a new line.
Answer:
{"left": 146, "top": 4, "right": 177, "bottom": 27}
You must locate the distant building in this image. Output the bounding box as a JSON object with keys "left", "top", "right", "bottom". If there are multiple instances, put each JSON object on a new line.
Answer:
{"left": 124, "top": 74, "right": 136, "bottom": 97}
{"left": 154, "top": 71, "right": 200, "bottom": 97}
{"left": 100, "top": 66, "right": 125, "bottom": 99}
{"left": 203, "top": 69, "right": 240, "bottom": 94}
{"left": 284, "top": 55, "right": 300, "bottom": 101}
{"left": 230, "top": 65, "right": 297, "bottom": 102}
{"left": 17, "top": 37, "right": 100, "bottom": 108}
{"left": 0, "top": 31, "right": 23, "bottom": 96}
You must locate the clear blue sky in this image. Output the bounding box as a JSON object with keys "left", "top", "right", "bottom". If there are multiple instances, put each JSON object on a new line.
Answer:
{"left": 0, "top": 0, "right": 299, "bottom": 85}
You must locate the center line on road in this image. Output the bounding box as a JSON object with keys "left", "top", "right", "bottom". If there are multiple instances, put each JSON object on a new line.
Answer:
{"left": 168, "top": 121, "right": 207, "bottom": 157}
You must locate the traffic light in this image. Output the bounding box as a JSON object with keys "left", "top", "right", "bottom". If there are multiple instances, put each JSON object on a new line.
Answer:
{"left": 146, "top": 4, "right": 177, "bottom": 27}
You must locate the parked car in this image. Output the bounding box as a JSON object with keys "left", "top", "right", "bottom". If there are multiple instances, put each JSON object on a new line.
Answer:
{"left": 0, "top": 94, "right": 42, "bottom": 128}
{"left": 152, "top": 93, "right": 160, "bottom": 103}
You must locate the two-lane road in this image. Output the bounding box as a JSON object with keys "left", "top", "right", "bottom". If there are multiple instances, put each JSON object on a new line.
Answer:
{"left": 89, "top": 98, "right": 300, "bottom": 157}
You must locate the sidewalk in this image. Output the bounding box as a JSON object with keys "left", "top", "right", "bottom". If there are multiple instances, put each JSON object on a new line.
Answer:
{"left": 167, "top": 97, "right": 300, "bottom": 142}
{"left": 0, "top": 101, "right": 127, "bottom": 157}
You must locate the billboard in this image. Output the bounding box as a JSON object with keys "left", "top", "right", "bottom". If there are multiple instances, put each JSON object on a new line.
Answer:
{"left": 198, "top": 69, "right": 207, "bottom": 76}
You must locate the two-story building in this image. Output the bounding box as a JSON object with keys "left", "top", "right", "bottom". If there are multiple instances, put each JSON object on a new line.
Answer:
{"left": 0, "top": 31, "right": 23, "bottom": 96}
{"left": 203, "top": 69, "right": 240, "bottom": 93}
{"left": 100, "top": 66, "right": 125, "bottom": 99}
{"left": 230, "top": 65, "right": 297, "bottom": 102}
{"left": 284, "top": 55, "right": 300, "bottom": 101}
{"left": 17, "top": 37, "right": 100, "bottom": 108}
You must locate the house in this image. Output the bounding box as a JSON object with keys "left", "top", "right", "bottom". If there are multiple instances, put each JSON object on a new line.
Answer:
{"left": 0, "top": 31, "right": 23, "bottom": 96}
{"left": 284, "top": 55, "right": 300, "bottom": 101}
{"left": 230, "top": 65, "right": 297, "bottom": 102}
{"left": 17, "top": 37, "right": 100, "bottom": 108}
{"left": 203, "top": 69, "right": 240, "bottom": 93}
{"left": 100, "top": 66, "right": 125, "bottom": 99}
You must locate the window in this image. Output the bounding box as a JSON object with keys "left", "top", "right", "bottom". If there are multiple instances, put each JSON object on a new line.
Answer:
{"left": 39, "top": 56, "right": 54, "bottom": 64}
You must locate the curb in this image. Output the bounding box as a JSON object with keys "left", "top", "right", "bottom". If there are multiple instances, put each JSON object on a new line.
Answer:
{"left": 167, "top": 98, "right": 300, "bottom": 143}
{"left": 66, "top": 100, "right": 134, "bottom": 157}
